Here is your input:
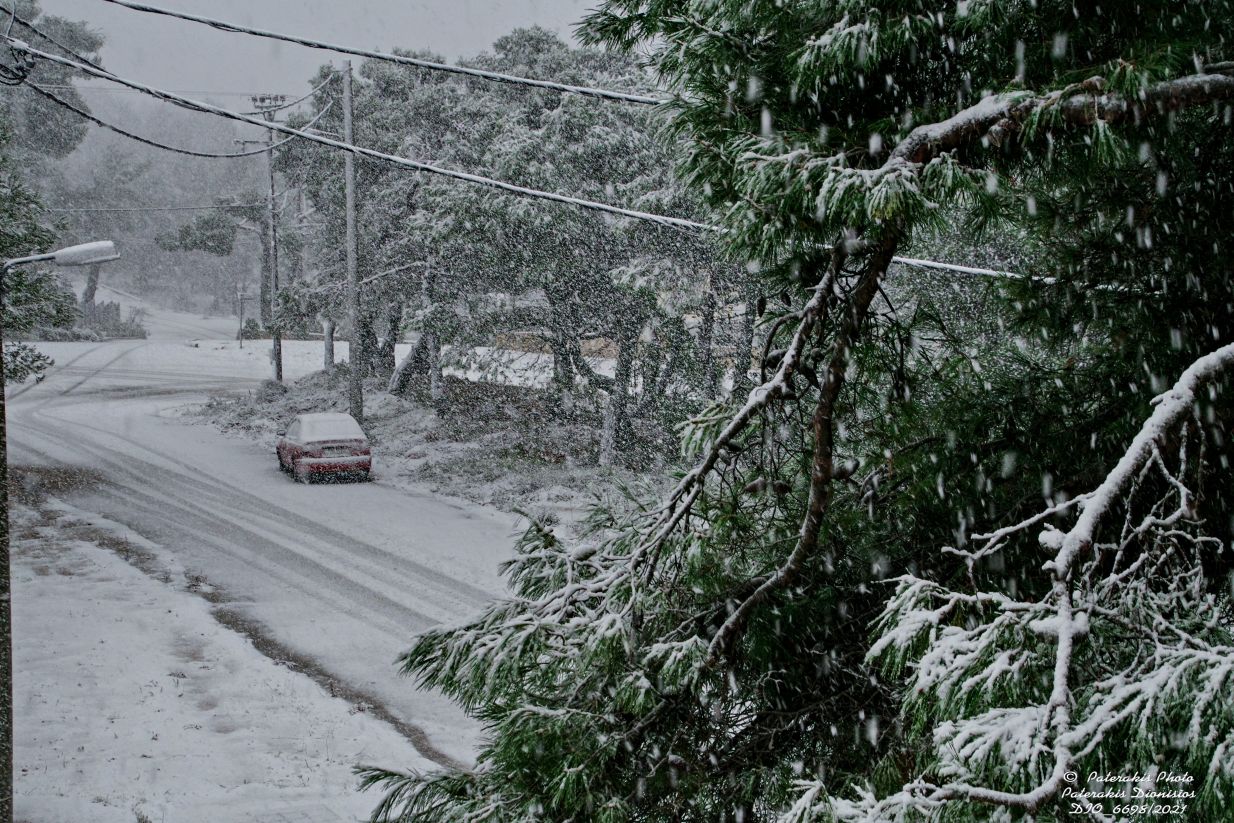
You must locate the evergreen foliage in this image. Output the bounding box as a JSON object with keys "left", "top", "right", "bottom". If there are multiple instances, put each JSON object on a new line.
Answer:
{"left": 0, "top": 129, "right": 76, "bottom": 382}
{"left": 284, "top": 30, "right": 743, "bottom": 453}
{"left": 348, "top": 3, "right": 1234, "bottom": 819}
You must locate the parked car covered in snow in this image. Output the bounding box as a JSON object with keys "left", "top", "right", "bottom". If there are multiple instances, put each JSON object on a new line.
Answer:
{"left": 276, "top": 412, "right": 371, "bottom": 482}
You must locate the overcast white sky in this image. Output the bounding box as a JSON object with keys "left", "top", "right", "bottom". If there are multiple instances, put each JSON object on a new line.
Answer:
{"left": 41, "top": 0, "right": 595, "bottom": 99}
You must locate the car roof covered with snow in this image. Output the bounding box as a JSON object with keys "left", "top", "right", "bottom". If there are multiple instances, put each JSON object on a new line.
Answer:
{"left": 292, "top": 412, "right": 365, "bottom": 441}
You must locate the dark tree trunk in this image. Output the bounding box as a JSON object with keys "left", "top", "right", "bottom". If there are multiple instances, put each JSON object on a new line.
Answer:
{"left": 374, "top": 302, "right": 402, "bottom": 381}
{"left": 389, "top": 267, "right": 438, "bottom": 399}
{"left": 599, "top": 329, "right": 637, "bottom": 467}
{"left": 698, "top": 276, "right": 719, "bottom": 398}
{"left": 426, "top": 330, "right": 444, "bottom": 405}
{"left": 322, "top": 318, "right": 335, "bottom": 370}
{"left": 734, "top": 276, "right": 759, "bottom": 396}
{"left": 0, "top": 316, "right": 11, "bottom": 823}
{"left": 388, "top": 333, "right": 431, "bottom": 397}
{"left": 356, "top": 312, "right": 379, "bottom": 377}
{"left": 545, "top": 289, "right": 577, "bottom": 412}
{"left": 80, "top": 263, "right": 101, "bottom": 308}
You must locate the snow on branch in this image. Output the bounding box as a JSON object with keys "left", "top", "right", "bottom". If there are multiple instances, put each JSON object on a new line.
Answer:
{"left": 786, "top": 341, "right": 1234, "bottom": 820}
{"left": 729, "top": 72, "right": 1234, "bottom": 246}
{"left": 892, "top": 73, "right": 1234, "bottom": 166}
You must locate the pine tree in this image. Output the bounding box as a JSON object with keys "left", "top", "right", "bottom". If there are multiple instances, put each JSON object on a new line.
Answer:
{"left": 0, "top": 129, "right": 75, "bottom": 382}
{"left": 362, "top": 3, "right": 1234, "bottom": 820}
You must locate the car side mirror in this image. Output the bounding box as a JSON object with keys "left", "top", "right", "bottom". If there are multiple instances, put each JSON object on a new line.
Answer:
{"left": 276, "top": 428, "right": 287, "bottom": 436}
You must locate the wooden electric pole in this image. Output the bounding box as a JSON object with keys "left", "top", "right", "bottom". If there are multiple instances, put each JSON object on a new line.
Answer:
{"left": 241, "top": 93, "right": 288, "bottom": 382}
{"left": 343, "top": 61, "right": 363, "bottom": 422}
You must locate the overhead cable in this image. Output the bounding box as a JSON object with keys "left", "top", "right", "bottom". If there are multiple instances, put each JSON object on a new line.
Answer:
{"left": 10, "top": 40, "right": 708, "bottom": 231}
{"left": 12, "top": 10, "right": 105, "bottom": 70}
{"left": 27, "top": 81, "right": 334, "bottom": 159}
{"left": 16, "top": 43, "right": 1041, "bottom": 282}
{"left": 33, "top": 83, "right": 303, "bottom": 97}
{"left": 10, "top": 31, "right": 1043, "bottom": 282}
{"left": 45, "top": 202, "right": 267, "bottom": 212}
{"left": 97, "top": 0, "right": 668, "bottom": 106}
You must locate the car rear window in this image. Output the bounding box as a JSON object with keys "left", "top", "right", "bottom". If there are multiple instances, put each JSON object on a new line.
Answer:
{"left": 299, "top": 416, "right": 365, "bottom": 442}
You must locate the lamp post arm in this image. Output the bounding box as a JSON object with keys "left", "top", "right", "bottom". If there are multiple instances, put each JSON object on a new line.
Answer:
{"left": 1, "top": 253, "right": 56, "bottom": 271}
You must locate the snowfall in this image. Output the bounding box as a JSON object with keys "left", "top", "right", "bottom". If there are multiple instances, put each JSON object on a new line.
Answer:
{"left": 6, "top": 284, "right": 615, "bottom": 821}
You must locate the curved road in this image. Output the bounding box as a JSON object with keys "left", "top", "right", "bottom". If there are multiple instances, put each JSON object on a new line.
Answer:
{"left": 6, "top": 322, "right": 518, "bottom": 770}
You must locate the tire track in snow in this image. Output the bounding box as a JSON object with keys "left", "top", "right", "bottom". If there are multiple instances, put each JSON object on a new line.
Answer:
{"left": 12, "top": 413, "right": 490, "bottom": 625}
{"left": 4, "top": 340, "right": 117, "bottom": 401}
{"left": 7, "top": 431, "right": 469, "bottom": 771}
{"left": 29, "top": 403, "right": 499, "bottom": 607}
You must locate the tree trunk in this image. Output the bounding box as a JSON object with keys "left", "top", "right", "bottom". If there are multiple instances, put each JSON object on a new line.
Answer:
{"left": 544, "top": 286, "right": 577, "bottom": 407}
{"left": 426, "top": 331, "right": 444, "bottom": 405}
{"left": 322, "top": 318, "right": 335, "bottom": 370}
{"left": 356, "top": 312, "right": 379, "bottom": 377}
{"left": 734, "top": 277, "right": 758, "bottom": 396}
{"left": 698, "top": 275, "right": 719, "bottom": 398}
{"left": 80, "top": 263, "right": 102, "bottom": 308}
{"left": 374, "top": 302, "right": 402, "bottom": 381}
{"left": 388, "top": 332, "right": 430, "bottom": 396}
{"left": 599, "top": 330, "right": 637, "bottom": 468}
{"left": 0, "top": 321, "right": 11, "bottom": 823}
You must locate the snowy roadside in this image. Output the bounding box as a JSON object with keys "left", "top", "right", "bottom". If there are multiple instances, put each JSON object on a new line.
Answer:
{"left": 10, "top": 476, "right": 427, "bottom": 823}
{"left": 184, "top": 365, "right": 656, "bottom": 528}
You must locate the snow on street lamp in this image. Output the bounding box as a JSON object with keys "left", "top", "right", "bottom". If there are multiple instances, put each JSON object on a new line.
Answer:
{"left": 1, "top": 239, "right": 120, "bottom": 271}
{"left": 0, "top": 238, "right": 120, "bottom": 823}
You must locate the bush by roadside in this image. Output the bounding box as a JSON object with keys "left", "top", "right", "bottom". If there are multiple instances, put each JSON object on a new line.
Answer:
{"left": 189, "top": 365, "right": 652, "bottom": 523}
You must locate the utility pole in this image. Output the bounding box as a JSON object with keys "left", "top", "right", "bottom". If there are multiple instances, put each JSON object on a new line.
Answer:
{"left": 239, "top": 93, "right": 287, "bottom": 382}
{"left": 343, "top": 60, "right": 363, "bottom": 422}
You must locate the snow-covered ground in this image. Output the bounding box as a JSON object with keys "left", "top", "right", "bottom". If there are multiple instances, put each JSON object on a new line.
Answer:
{"left": 4, "top": 286, "right": 662, "bottom": 821}
{"left": 10, "top": 496, "right": 418, "bottom": 823}
{"left": 6, "top": 297, "right": 537, "bottom": 818}
{"left": 189, "top": 366, "right": 629, "bottom": 524}
{"left": 7, "top": 342, "right": 517, "bottom": 767}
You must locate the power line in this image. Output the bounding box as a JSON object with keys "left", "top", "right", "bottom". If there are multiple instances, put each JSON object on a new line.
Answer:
{"left": 8, "top": 26, "right": 1044, "bottom": 284}
{"left": 11, "top": 11, "right": 105, "bottom": 71}
{"left": 45, "top": 202, "right": 267, "bottom": 212}
{"left": 9, "top": 39, "right": 707, "bottom": 231}
{"left": 11, "top": 40, "right": 1043, "bottom": 283}
{"left": 31, "top": 83, "right": 307, "bottom": 97}
{"left": 27, "top": 82, "right": 334, "bottom": 159}
{"left": 14, "top": 9, "right": 325, "bottom": 104}
{"left": 98, "top": 0, "right": 668, "bottom": 106}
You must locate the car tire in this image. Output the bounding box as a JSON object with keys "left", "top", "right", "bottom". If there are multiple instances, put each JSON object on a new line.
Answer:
{"left": 293, "top": 461, "right": 309, "bottom": 484}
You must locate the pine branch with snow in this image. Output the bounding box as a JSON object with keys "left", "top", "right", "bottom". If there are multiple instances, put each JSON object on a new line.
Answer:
{"left": 795, "top": 343, "right": 1234, "bottom": 820}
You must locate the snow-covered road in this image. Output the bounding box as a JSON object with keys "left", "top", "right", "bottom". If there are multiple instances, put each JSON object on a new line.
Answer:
{"left": 6, "top": 312, "right": 520, "bottom": 770}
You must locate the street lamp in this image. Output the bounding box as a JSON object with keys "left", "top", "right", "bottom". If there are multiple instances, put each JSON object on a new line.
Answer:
{"left": 0, "top": 238, "right": 120, "bottom": 823}
{"left": 1, "top": 239, "right": 120, "bottom": 271}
